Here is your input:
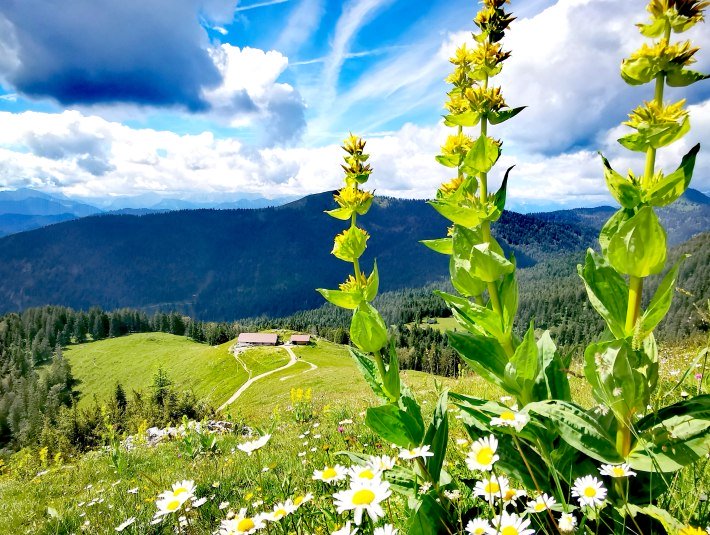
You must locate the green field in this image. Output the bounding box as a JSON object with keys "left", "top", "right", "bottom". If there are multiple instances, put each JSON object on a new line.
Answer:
{"left": 64, "top": 333, "right": 248, "bottom": 409}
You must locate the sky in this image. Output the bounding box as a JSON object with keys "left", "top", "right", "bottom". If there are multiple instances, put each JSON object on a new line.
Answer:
{"left": 0, "top": 0, "right": 708, "bottom": 211}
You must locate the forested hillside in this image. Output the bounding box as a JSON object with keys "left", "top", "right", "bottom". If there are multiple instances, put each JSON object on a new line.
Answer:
{"left": 0, "top": 189, "right": 706, "bottom": 321}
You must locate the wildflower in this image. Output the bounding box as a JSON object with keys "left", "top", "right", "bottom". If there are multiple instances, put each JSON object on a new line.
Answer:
{"left": 500, "top": 487, "right": 527, "bottom": 505}
{"left": 465, "top": 518, "right": 490, "bottom": 535}
{"left": 444, "top": 489, "right": 461, "bottom": 501}
{"left": 473, "top": 474, "right": 510, "bottom": 503}
{"left": 238, "top": 434, "right": 271, "bottom": 455}
{"left": 192, "top": 497, "right": 207, "bottom": 508}
{"left": 332, "top": 522, "right": 358, "bottom": 535}
{"left": 219, "top": 501, "right": 230, "bottom": 510}
{"left": 680, "top": 528, "right": 707, "bottom": 535}
{"left": 558, "top": 512, "right": 578, "bottom": 533}
{"left": 127, "top": 487, "right": 139, "bottom": 494}
{"left": 367, "top": 454, "right": 396, "bottom": 471}
{"left": 373, "top": 525, "right": 398, "bottom": 535}
{"left": 333, "top": 479, "right": 392, "bottom": 525}
{"left": 266, "top": 501, "right": 295, "bottom": 521}
{"left": 599, "top": 463, "right": 637, "bottom": 478}
{"left": 418, "top": 481, "right": 432, "bottom": 495}
{"left": 490, "top": 511, "right": 535, "bottom": 535}
{"left": 466, "top": 435, "right": 499, "bottom": 471}
{"left": 339, "top": 419, "right": 354, "bottom": 425}
{"left": 219, "top": 509, "right": 266, "bottom": 534}
{"left": 154, "top": 480, "right": 195, "bottom": 517}
{"left": 115, "top": 517, "right": 135, "bottom": 532}
{"left": 527, "top": 493, "right": 556, "bottom": 513}
{"left": 456, "top": 438, "right": 470, "bottom": 446}
{"left": 490, "top": 410, "right": 529, "bottom": 432}
{"left": 313, "top": 464, "right": 347, "bottom": 483}
{"left": 292, "top": 492, "right": 314, "bottom": 508}
{"left": 348, "top": 465, "right": 382, "bottom": 482}
{"left": 399, "top": 445, "right": 434, "bottom": 460}
{"left": 572, "top": 475, "right": 607, "bottom": 507}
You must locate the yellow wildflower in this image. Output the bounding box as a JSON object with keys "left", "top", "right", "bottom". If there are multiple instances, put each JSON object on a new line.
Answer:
{"left": 441, "top": 133, "right": 474, "bottom": 157}
{"left": 465, "top": 86, "right": 507, "bottom": 113}
{"left": 624, "top": 99, "right": 688, "bottom": 129}
{"left": 439, "top": 177, "right": 465, "bottom": 197}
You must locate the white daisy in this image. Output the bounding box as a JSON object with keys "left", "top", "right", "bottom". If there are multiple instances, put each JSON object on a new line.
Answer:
{"left": 490, "top": 410, "right": 529, "bottom": 432}
{"left": 465, "top": 518, "right": 490, "bottom": 535}
{"left": 266, "top": 501, "right": 295, "bottom": 521}
{"left": 292, "top": 492, "right": 314, "bottom": 509}
{"left": 490, "top": 511, "right": 535, "bottom": 535}
{"left": 313, "top": 464, "right": 347, "bottom": 483}
{"left": 332, "top": 521, "right": 358, "bottom": 535}
{"left": 527, "top": 493, "right": 556, "bottom": 513}
{"left": 398, "top": 445, "right": 434, "bottom": 460}
{"left": 347, "top": 465, "right": 382, "bottom": 482}
{"left": 598, "top": 463, "right": 636, "bottom": 478}
{"left": 473, "top": 474, "right": 510, "bottom": 504}
{"left": 500, "top": 487, "right": 527, "bottom": 505}
{"left": 237, "top": 434, "right": 271, "bottom": 455}
{"left": 466, "top": 435, "right": 499, "bottom": 472}
{"left": 154, "top": 480, "right": 195, "bottom": 517}
{"left": 192, "top": 497, "right": 207, "bottom": 508}
{"left": 115, "top": 517, "right": 135, "bottom": 532}
{"left": 219, "top": 509, "right": 266, "bottom": 534}
{"left": 572, "top": 475, "right": 607, "bottom": 507}
{"left": 558, "top": 512, "right": 578, "bottom": 533}
{"left": 333, "top": 479, "right": 392, "bottom": 525}
{"left": 373, "top": 524, "right": 398, "bottom": 535}
{"left": 367, "top": 455, "right": 396, "bottom": 471}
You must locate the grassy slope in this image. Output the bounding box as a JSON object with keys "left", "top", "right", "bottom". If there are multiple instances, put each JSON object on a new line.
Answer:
{"left": 64, "top": 333, "right": 285, "bottom": 409}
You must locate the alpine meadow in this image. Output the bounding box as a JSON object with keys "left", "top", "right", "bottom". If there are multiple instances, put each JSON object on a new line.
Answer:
{"left": 0, "top": 1, "right": 709, "bottom": 535}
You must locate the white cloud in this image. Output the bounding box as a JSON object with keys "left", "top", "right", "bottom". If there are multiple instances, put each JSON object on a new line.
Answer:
{"left": 275, "top": 0, "right": 325, "bottom": 54}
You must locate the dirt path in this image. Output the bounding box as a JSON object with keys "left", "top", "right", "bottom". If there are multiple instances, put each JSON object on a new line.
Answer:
{"left": 279, "top": 357, "right": 317, "bottom": 381}
{"left": 217, "top": 345, "right": 298, "bottom": 412}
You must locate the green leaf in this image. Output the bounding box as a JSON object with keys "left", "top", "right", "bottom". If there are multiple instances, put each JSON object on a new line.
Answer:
{"left": 600, "top": 153, "right": 641, "bottom": 209}
{"left": 365, "top": 404, "right": 425, "bottom": 448}
{"left": 382, "top": 339, "right": 401, "bottom": 402}
{"left": 644, "top": 144, "right": 700, "bottom": 207}
{"left": 420, "top": 238, "right": 453, "bottom": 255}
{"left": 629, "top": 395, "right": 710, "bottom": 472}
{"left": 423, "top": 390, "right": 449, "bottom": 483}
{"left": 439, "top": 288, "right": 503, "bottom": 339}
{"left": 617, "top": 116, "right": 691, "bottom": 152}
{"left": 316, "top": 288, "right": 363, "bottom": 310}
{"left": 428, "top": 198, "right": 485, "bottom": 227}
{"left": 443, "top": 111, "right": 481, "bottom": 127}
{"left": 491, "top": 166, "right": 514, "bottom": 220}
{"left": 637, "top": 18, "right": 666, "bottom": 38}
{"left": 435, "top": 154, "right": 461, "bottom": 168}
{"left": 325, "top": 207, "right": 354, "bottom": 220}
{"left": 577, "top": 249, "right": 629, "bottom": 339}
{"left": 350, "top": 302, "right": 388, "bottom": 354}
{"left": 621, "top": 56, "right": 655, "bottom": 86}
{"left": 366, "top": 261, "right": 379, "bottom": 302}
{"left": 638, "top": 256, "right": 687, "bottom": 340}
{"left": 505, "top": 323, "right": 538, "bottom": 402}
{"left": 527, "top": 400, "right": 624, "bottom": 464}
{"left": 498, "top": 262, "right": 518, "bottom": 333}
{"left": 534, "top": 331, "right": 571, "bottom": 402}
{"left": 599, "top": 209, "right": 630, "bottom": 257}
{"left": 462, "top": 135, "right": 500, "bottom": 175}
{"left": 455, "top": 226, "right": 514, "bottom": 283}
{"left": 332, "top": 225, "right": 368, "bottom": 262}
{"left": 449, "top": 255, "right": 486, "bottom": 299}
{"left": 399, "top": 388, "right": 425, "bottom": 441}
{"left": 607, "top": 206, "right": 667, "bottom": 278}
{"left": 349, "top": 347, "right": 387, "bottom": 401}
{"left": 408, "top": 492, "right": 452, "bottom": 535}
{"left": 448, "top": 330, "right": 510, "bottom": 392}
{"left": 666, "top": 69, "right": 710, "bottom": 87}
{"left": 626, "top": 505, "right": 683, "bottom": 534}
{"left": 487, "top": 106, "right": 526, "bottom": 125}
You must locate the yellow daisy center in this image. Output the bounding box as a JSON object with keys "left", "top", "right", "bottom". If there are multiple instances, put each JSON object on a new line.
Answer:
{"left": 274, "top": 509, "right": 287, "bottom": 519}
{"left": 534, "top": 502, "right": 547, "bottom": 512}
{"left": 473, "top": 529, "right": 485, "bottom": 535}
{"left": 501, "top": 411, "right": 516, "bottom": 421}
{"left": 166, "top": 500, "right": 181, "bottom": 511}
{"left": 484, "top": 481, "right": 500, "bottom": 494}
{"left": 476, "top": 447, "right": 494, "bottom": 465}
{"left": 237, "top": 518, "right": 255, "bottom": 532}
{"left": 174, "top": 487, "right": 188, "bottom": 496}
{"left": 502, "top": 527, "right": 519, "bottom": 535}
{"left": 352, "top": 489, "right": 376, "bottom": 505}
{"left": 293, "top": 496, "right": 304, "bottom": 505}
{"left": 359, "top": 469, "right": 375, "bottom": 479}
{"left": 503, "top": 489, "right": 516, "bottom": 501}
{"left": 612, "top": 467, "right": 625, "bottom": 477}
{"left": 322, "top": 467, "right": 337, "bottom": 479}
{"left": 584, "top": 486, "right": 597, "bottom": 498}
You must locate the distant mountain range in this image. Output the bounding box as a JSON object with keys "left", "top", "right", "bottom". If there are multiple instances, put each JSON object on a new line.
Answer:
{"left": 0, "top": 189, "right": 706, "bottom": 320}
{"left": 0, "top": 189, "right": 295, "bottom": 237}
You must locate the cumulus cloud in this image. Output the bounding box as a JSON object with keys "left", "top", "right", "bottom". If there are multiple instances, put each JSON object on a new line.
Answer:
{"left": 0, "top": 0, "right": 236, "bottom": 110}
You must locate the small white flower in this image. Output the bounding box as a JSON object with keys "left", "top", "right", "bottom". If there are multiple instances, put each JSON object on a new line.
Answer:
{"left": 466, "top": 435, "right": 499, "bottom": 472}
{"left": 367, "top": 455, "right": 396, "bottom": 471}
{"left": 347, "top": 465, "right": 382, "bottom": 482}
{"left": 572, "top": 475, "right": 607, "bottom": 508}
{"left": 127, "top": 488, "right": 139, "bottom": 494}
{"left": 332, "top": 521, "right": 358, "bottom": 535}
{"left": 418, "top": 481, "right": 432, "bottom": 495}
{"left": 444, "top": 489, "right": 461, "bottom": 501}
{"left": 490, "top": 512, "right": 535, "bottom": 535}
{"left": 292, "top": 493, "right": 313, "bottom": 509}
{"left": 490, "top": 410, "right": 529, "bottom": 432}
{"left": 465, "top": 518, "right": 490, "bottom": 535}
{"left": 399, "top": 445, "right": 434, "bottom": 460}
{"left": 455, "top": 438, "right": 469, "bottom": 446}
{"left": 527, "top": 493, "right": 556, "bottom": 513}
{"left": 237, "top": 434, "right": 271, "bottom": 455}
{"left": 599, "top": 463, "right": 636, "bottom": 478}
{"left": 473, "top": 474, "right": 510, "bottom": 504}
{"left": 192, "top": 497, "right": 207, "bottom": 508}
{"left": 219, "top": 501, "right": 230, "bottom": 510}
{"left": 373, "top": 524, "right": 398, "bottom": 535}
{"left": 339, "top": 419, "right": 354, "bottom": 425}
{"left": 558, "top": 512, "right": 578, "bottom": 533}
{"left": 115, "top": 517, "right": 135, "bottom": 532}
{"left": 266, "top": 501, "right": 296, "bottom": 521}
{"left": 218, "top": 509, "right": 265, "bottom": 534}
{"left": 333, "top": 479, "right": 392, "bottom": 525}
{"left": 313, "top": 464, "right": 347, "bottom": 483}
